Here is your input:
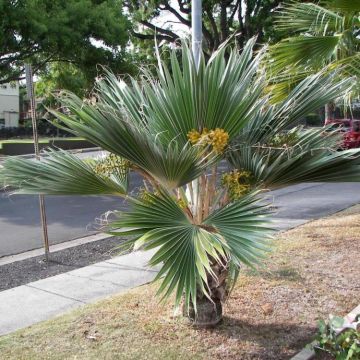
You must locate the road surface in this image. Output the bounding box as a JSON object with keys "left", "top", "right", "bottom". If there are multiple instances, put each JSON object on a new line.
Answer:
{"left": 0, "top": 166, "right": 145, "bottom": 257}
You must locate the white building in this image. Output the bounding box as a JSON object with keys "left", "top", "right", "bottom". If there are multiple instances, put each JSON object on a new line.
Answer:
{"left": 0, "top": 82, "right": 20, "bottom": 128}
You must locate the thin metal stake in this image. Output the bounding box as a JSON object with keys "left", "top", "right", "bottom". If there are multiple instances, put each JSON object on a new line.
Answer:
{"left": 25, "top": 64, "right": 50, "bottom": 262}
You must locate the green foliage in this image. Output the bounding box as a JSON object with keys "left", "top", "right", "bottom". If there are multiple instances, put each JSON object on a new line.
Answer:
{"left": 0, "top": 148, "right": 128, "bottom": 195}
{"left": 36, "top": 63, "right": 89, "bottom": 102}
{"left": 0, "top": 0, "right": 132, "bottom": 84}
{"left": 314, "top": 315, "right": 360, "bottom": 359}
{"left": 267, "top": 0, "right": 360, "bottom": 102}
{"left": 109, "top": 190, "right": 271, "bottom": 311}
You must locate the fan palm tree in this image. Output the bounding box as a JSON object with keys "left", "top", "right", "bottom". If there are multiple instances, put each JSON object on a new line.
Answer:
{"left": 2, "top": 39, "right": 360, "bottom": 326}
{"left": 267, "top": 0, "right": 360, "bottom": 107}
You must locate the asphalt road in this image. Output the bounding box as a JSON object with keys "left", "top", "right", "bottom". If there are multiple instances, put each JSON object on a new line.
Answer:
{"left": 0, "top": 167, "right": 145, "bottom": 257}
{"left": 2, "top": 150, "right": 360, "bottom": 258}
{"left": 0, "top": 194, "right": 126, "bottom": 257}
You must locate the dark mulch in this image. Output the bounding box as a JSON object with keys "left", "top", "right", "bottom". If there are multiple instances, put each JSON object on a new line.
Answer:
{"left": 0, "top": 236, "right": 126, "bottom": 291}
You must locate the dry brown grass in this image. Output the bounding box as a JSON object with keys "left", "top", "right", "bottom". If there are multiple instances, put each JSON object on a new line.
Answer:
{"left": 1, "top": 206, "right": 359, "bottom": 360}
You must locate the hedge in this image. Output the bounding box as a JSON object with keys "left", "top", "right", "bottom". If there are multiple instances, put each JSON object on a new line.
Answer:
{"left": 0, "top": 119, "right": 72, "bottom": 140}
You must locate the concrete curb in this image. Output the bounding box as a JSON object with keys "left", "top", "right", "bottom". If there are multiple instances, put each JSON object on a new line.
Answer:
{"left": 290, "top": 304, "right": 360, "bottom": 360}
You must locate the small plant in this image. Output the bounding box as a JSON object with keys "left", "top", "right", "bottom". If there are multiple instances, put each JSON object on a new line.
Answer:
{"left": 314, "top": 315, "right": 360, "bottom": 360}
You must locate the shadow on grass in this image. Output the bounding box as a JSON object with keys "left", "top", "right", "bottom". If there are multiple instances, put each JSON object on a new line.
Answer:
{"left": 245, "top": 267, "right": 304, "bottom": 282}
{"left": 198, "top": 316, "right": 316, "bottom": 359}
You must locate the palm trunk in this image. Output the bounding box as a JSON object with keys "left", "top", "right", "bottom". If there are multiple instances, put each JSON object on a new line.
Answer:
{"left": 184, "top": 262, "right": 229, "bottom": 327}
{"left": 325, "top": 102, "right": 335, "bottom": 123}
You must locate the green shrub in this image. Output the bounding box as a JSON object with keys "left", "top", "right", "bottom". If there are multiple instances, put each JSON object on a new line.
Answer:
{"left": 314, "top": 315, "right": 360, "bottom": 359}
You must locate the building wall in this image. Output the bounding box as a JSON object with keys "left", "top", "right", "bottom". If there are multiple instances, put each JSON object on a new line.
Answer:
{"left": 0, "top": 82, "right": 20, "bottom": 127}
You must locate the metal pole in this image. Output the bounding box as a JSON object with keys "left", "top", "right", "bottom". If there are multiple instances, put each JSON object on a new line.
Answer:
{"left": 191, "top": 0, "right": 202, "bottom": 70}
{"left": 191, "top": 0, "right": 203, "bottom": 216}
{"left": 25, "top": 64, "right": 50, "bottom": 262}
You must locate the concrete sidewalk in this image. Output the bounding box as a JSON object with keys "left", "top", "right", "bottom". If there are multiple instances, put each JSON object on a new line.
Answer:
{"left": 1, "top": 182, "right": 360, "bottom": 336}
{"left": 0, "top": 250, "right": 158, "bottom": 335}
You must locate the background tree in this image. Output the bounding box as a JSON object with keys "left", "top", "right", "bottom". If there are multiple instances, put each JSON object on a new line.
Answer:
{"left": 127, "top": 0, "right": 282, "bottom": 57}
{"left": 267, "top": 0, "right": 360, "bottom": 109}
{"left": 36, "top": 63, "right": 89, "bottom": 99}
{"left": 0, "top": 0, "right": 133, "bottom": 84}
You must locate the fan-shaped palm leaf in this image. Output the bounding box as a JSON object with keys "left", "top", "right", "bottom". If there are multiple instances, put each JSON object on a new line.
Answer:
{"left": 0, "top": 148, "right": 128, "bottom": 195}
{"left": 50, "top": 94, "right": 217, "bottom": 189}
{"left": 108, "top": 191, "right": 272, "bottom": 311}
{"left": 276, "top": 2, "right": 342, "bottom": 34}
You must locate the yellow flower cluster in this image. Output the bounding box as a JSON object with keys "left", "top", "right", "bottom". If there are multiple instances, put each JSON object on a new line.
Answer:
{"left": 94, "top": 153, "right": 128, "bottom": 179}
{"left": 187, "top": 128, "right": 229, "bottom": 153}
{"left": 177, "top": 198, "right": 187, "bottom": 209}
{"left": 138, "top": 188, "right": 153, "bottom": 203}
{"left": 222, "top": 170, "right": 253, "bottom": 200}
{"left": 187, "top": 129, "right": 202, "bottom": 144}
{"left": 210, "top": 128, "right": 229, "bottom": 153}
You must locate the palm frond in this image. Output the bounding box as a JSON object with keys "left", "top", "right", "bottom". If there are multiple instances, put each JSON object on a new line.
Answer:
{"left": 108, "top": 191, "right": 228, "bottom": 310}
{"left": 240, "top": 73, "right": 352, "bottom": 143}
{"left": 325, "top": 0, "right": 360, "bottom": 12}
{"left": 0, "top": 148, "right": 128, "bottom": 195}
{"left": 50, "top": 94, "right": 217, "bottom": 189}
{"left": 109, "top": 191, "right": 272, "bottom": 310}
{"left": 267, "top": 1, "right": 359, "bottom": 102}
{"left": 269, "top": 36, "right": 339, "bottom": 73}
{"left": 329, "top": 53, "right": 360, "bottom": 78}
{"left": 276, "top": 2, "right": 342, "bottom": 34}
{"left": 94, "top": 39, "right": 265, "bottom": 146}
{"left": 96, "top": 71, "right": 146, "bottom": 128}
{"left": 229, "top": 128, "right": 360, "bottom": 189}
{"left": 204, "top": 192, "right": 273, "bottom": 269}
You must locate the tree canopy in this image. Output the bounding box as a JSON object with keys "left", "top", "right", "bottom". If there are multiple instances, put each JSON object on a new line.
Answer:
{"left": 0, "top": 0, "right": 132, "bottom": 84}
{"left": 35, "top": 62, "right": 91, "bottom": 112}
{"left": 127, "top": 0, "right": 282, "bottom": 56}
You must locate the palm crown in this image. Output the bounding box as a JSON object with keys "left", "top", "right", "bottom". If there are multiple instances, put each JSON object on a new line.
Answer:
{"left": 267, "top": 0, "right": 360, "bottom": 102}
{"left": 2, "top": 39, "right": 360, "bottom": 324}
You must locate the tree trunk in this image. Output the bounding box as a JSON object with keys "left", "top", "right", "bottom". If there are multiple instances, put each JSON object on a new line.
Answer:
{"left": 184, "top": 262, "right": 229, "bottom": 327}
{"left": 325, "top": 102, "right": 335, "bottom": 123}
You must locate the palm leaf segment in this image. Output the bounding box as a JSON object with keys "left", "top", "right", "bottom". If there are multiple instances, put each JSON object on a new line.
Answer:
{"left": 0, "top": 148, "right": 128, "bottom": 195}
{"left": 109, "top": 191, "right": 272, "bottom": 311}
